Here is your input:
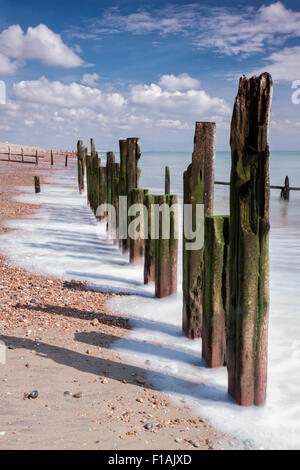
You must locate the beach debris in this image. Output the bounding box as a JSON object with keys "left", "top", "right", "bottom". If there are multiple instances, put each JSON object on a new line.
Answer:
{"left": 86, "top": 349, "right": 92, "bottom": 355}
{"left": 23, "top": 390, "right": 38, "bottom": 399}
{"left": 73, "top": 392, "right": 82, "bottom": 399}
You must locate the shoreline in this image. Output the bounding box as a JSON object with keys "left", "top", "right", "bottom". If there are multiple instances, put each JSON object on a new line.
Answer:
{"left": 0, "top": 156, "right": 241, "bottom": 450}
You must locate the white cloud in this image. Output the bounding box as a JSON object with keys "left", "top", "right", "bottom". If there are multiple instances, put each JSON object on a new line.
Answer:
{"left": 81, "top": 72, "right": 99, "bottom": 86}
{"left": 0, "top": 24, "right": 83, "bottom": 75}
{"left": 13, "top": 77, "right": 126, "bottom": 110}
{"left": 0, "top": 74, "right": 230, "bottom": 148}
{"left": 85, "top": 2, "right": 300, "bottom": 57}
{"left": 158, "top": 73, "right": 200, "bottom": 91}
{"left": 255, "top": 47, "right": 300, "bottom": 81}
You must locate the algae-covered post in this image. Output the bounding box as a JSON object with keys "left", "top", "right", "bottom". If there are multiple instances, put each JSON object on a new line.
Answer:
{"left": 227, "top": 73, "right": 273, "bottom": 407}
{"left": 77, "top": 140, "right": 85, "bottom": 193}
{"left": 144, "top": 194, "right": 156, "bottom": 284}
{"left": 155, "top": 194, "right": 178, "bottom": 298}
{"left": 281, "top": 175, "right": 290, "bottom": 200}
{"left": 182, "top": 122, "right": 216, "bottom": 339}
{"left": 34, "top": 176, "right": 40, "bottom": 193}
{"left": 165, "top": 166, "right": 170, "bottom": 194}
{"left": 202, "top": 215, "right": 229, "bottom": 368}
{"left": 128, "top": 188, "right": 148, "bottom": 264}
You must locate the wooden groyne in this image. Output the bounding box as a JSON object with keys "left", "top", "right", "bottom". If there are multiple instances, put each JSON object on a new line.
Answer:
{"left": 76, "top": 72, "right": 275, "bottom": 407}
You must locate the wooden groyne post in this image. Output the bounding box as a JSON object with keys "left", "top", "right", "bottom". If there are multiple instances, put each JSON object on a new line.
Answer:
{"left": 202, "top": 215, "right": 229, "bottom": 368}
{"left": 144, "top": 194, "right": 156, "bottom": 284}
{"left": 128, "top": 188, "right": 148, "bottom": 264}
{"left": 65, "top": 154, "right": 68, "bottom": 167}
{"left": 77, "top": 140, "right": 85, "bottom": 193}
{"left": 182, "top": 122, "right": 216, "bottom": 339}
{"left": 281, "top": 176, "right": 290, "bottom": 200}
{"left": 118, "top": 138, "right": 141, "bottom": 253}
{"left": 227, "top": 73, "right": 273, "bottom": 406}
{"left": 155, "top": 194, "right": 178, "bottom": 298}
{"left": 34, "top": 176, "right": 40, "bottom": 193}
{"left": 51, "top": 150, "right": 54, "bottom": 166}
{"left": 165, "top": 166, "right": 170, "bottom": 194}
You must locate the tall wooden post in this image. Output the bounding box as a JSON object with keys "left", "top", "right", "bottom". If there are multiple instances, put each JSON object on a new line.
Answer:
{"left": 165, "top": 166, "right": 170, "bottom": 194}
{"left": 127, "top": 138, "right": 141, "bottom": 192}
{"left": 77, "top": 140, "right": 85, "bottom": 193}
{"left": 128, "top": 188, "right": 148, "bottom": 264}
{"left": 182, "top": 122, "right": 216, "bottom": 339}
{"left": 281, "top": 175, "right": 290, "bottom": 200}
{"left": 35, "top": 150, "right": 38, "bottom": 165}
{"left": 144, "top": 194, "right": 156, "bottom": 284}
{"left": 51, "top": 150, "right": 54, "bottom": 166}
{"left": 34, "top": 176, "right": 40, "bottom": 193}
{"left": 202, "top": 215, "right": 229, "bottom": 368}
{"left": 65, "top": 154, "right": 68, "bottom": 167}
{"left": 155, "top": 194, "right": 178, "bottom": 298}
{"left": 227, "top": 73, "right": 273, "bottom": 406}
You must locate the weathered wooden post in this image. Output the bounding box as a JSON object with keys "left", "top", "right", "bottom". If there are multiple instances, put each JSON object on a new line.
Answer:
{"left": 51, "top": 150, "right": 54, "bottom": 166}
{"left": 127, "top": 138, "right": 141, "bottom": 192}
{"left": 281, "top": 175, "right": 290, "bottom": 200}
{"left": 144, "top": 194, "right": 156, "bottom": 284}
{"left": 227, "top": 72, "right": 273, "bottom": 407}
{"left": 77, "top": 140, "right": 85, "bottom": 193}
{"left": 21, "top": 147, "right": 24, "bottom": 162}
{"left": 35, "top": 150, "right": 38, "bottom": 165}
{"left": 65, "top": 154, "right": 68, "bottom": 167}
{"left": 118, "top": 138, "right": 142, "bottom": 252}
{"left": 202, "top": 215, "right": 229, "bottom": 368}
{"left": 182, "top": 122, "right": 216, "bottom": 339}
{"left": 128, "top": 188, "right": 148, "bottom": 264}
{"left": 165, "top": 166, "right": 170, "bottom": 194}
{"left": 34, "top": 176, "right": 40, "bottom": 193}
{"left": 155, "top": 194, "right": 178, "bottom": 298}
{"left": 98, "top": 166, "right": 107, "bottom": 221}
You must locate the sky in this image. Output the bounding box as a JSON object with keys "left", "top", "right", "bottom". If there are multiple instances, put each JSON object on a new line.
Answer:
{"left": 0, "top": 0, "right": 300, "bottom": 151}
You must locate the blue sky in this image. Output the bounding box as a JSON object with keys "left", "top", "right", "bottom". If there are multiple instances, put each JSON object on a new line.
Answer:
{"left": 0, "top": 0, "right": 300, "bottom": 151}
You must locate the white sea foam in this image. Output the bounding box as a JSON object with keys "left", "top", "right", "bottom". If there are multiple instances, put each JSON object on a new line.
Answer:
{"left": 0, "top": 161, "right": 299, "bottom": 450}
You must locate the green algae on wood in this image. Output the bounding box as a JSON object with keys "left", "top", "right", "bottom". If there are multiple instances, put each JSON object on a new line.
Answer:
{"left": 165, "top": 166, "right": 170, "bottom": 194}
{"left": 227, "top": 72, "right": 273, "bottom": 407}
{"left": 144, "top": 194, "right": 156, "bottom": 284}
{"left": 128, "top": 188, "right": 148, "bottom": 264}
{"left": 182, "top": 122, "right": 216, "bottom": 339}
{"left": 202, "top": 215, "right": 229, "bottom": 368}
{"left": 155, "top": 194, "right": 178, "bottom": 298}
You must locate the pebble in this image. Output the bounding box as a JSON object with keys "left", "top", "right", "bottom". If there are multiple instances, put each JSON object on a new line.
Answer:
{"left": 144, "top": 423, "right": 153, "bottom": 430}
{"left": 136, "top": 376, "right": 146, "bottom": 385}
{"left": 63, "top": 391, "right": 73, "bottom": 396}
{"left": 28, "top": 390, "right": 38, "bottom": 399}
{"left": 73, "top": 392, "right": 82, "bottom": 399}
{"left": 175, "top": 437, "right": 182, "bottom": 443}
{"left": 91, "top": 318, "right": 99, "bottom": 326}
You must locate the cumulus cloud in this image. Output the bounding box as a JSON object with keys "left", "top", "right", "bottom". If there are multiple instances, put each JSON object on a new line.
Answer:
{"left": 0, "top": 24, "right": 83, "bottom": 75}
{"left": 158, "top": 73, "right": 200, "bottom": 91}
{"left": 13, "top": 77, "right": 126, "bottom": 110}
{"left": 81, "top": 72, "right": 99, "bottom": 86}
{"left": 0, "top": 73, "right": 230, "bottom": 147}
